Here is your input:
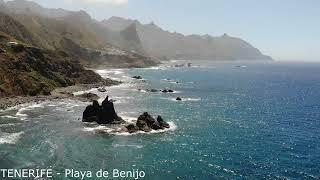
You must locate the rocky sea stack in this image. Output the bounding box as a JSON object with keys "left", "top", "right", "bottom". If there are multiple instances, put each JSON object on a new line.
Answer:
{"left": 82, "top": 96, "right": 170, "bottom": 133}
{"left": 126, "top": 112, "right": 170, "bottom": 133}
{"left": 82, "top": 96, "right": 124, "bottom": 124}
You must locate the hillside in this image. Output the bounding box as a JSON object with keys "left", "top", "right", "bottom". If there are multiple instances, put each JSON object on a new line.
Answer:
{"left": 0, "top": 0, "right": 157, "bottom": 68}
{"left": 103, "top": 17, "right": 272, "bottom": 60}
{"left": 0, "top": 15, "right": 105, "bottom": 97}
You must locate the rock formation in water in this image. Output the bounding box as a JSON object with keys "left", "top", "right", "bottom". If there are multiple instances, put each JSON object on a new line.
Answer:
{"left": 82, "top": 96, "right": 124, "bottom": 124}
{"left": 83, "top": 96, "right": 170, "bottom": 133}
{"left": 127, "top": 112, "right": 170, "bottom": 133}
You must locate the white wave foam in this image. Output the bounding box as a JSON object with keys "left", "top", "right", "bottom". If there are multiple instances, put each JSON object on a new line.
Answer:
{"left": 161, "top": 97, "right": 201, "bottom": 102}
{"left": 0, "top": 131, "right": 24, "bottom": 144}
{"left": 16, "top": 108, "right": 28, "bottom": 120}
{"left": 96, "top": 69, "right": 124, "bottom": 75}
{"left": 143, "top": 66, "right": 166, "bottom": 70}
{"left": 14, "top": 103, "right": 45, "bottom": 120}
{"left": 161, "top": 79, "right": 179, "bottom": 83}
{"left": 28, "top": 104, "right": 44, "bottom": 108}
{"left": 83, "top": 122, "right": 177, "bottom": 136}
{"left": 73, "top": 88, "right": 97, "bottom": 96}
{"left": 172, "top": 91, "right": 182, "bottom": 94}
{"left": 113, "top": 96, "right": 133, "bottom": 100}
{"left": 137, "top": 89, "right": 147, "bottom": 93}
{"left": 184, "top": 98, "right": 201, "bottom": 102}
{"left": 0, "top": 123, "right": 21, "bottom": 127}
{"left": 120, "top": 116, "right": 137, "bottom": 124}
{"left": 112, "top": 144, "right": 144, "bottom": 149}
{"left": 95, "top": 69, "right": 126, "bottom": 80}
{"left": 1, "top": 115, "right": 17, "bottom": 119}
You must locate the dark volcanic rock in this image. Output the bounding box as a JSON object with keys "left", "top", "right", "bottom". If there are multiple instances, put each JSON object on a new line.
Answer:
{"left": 98, "top": 88, "right": 107, "bottom": 93}
{"left": 176, "top": 97, "right": 182, "bottom": 101}
{"left": 146, "top": 89, "right": 159, "bottom": 93}
{"left": 126, "top": 124, "right": 139, "bottom": 133}
{"left": 157, "top": 116, "right": 170, "bottom": 128}
{"left": 82, "top": 96, "right": 123, "bottom": 124}
{"left": 162, "top": 89, "right": 174, "bottom": 93}
{"left": 138, "top": 112, "right": 162, "bottom": 130}
{"left": 82, "top": 100, "right": 100, "bottom": 122}
{"left": 136, "top": 118, "right": 152, "bottom": 132}
{"left": 82, "top": 98, "right": 170, "bottom": 133}
{"left": 162, "top": 89, "right": 168, "bottom": 93}
{"left": 98, "top": 96, "right": 121, "bottom": 124}
{"left": 135, "top": 112, "right": 170, "bottom": 132}
{"left": 132, "top": 76, "right": 143, "bottom": 80}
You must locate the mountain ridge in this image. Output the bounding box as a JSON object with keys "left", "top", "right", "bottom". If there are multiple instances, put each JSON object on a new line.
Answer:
{"left": 1, "top": 0, "right": 272, "bottom": 63}
{"left": 103, "top": 16, "right": 272, "bottom": 60}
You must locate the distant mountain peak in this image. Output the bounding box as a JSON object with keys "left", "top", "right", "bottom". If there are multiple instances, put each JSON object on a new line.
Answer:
{"left": 108, "top": 16, "right": 126, "bottom": 21}
{"left": 71, "top": 10, "right": 91, "bottom": 20}
{"left": 6, "top": 0, "right": 42, "bottom": 10}
{"left": 146, "top": 21, "right": 162, "bottom": 30}
{"left": 3, "top": 0, "right": 71, "bottom": 17}
{"left": 222, "top": 33, "right": 229, "bottom": 38}
{"left": 148, "top": 21, "right": 156, "bottom": 26}
{"left": 120, "top": 23, "right": 140, "bottom": 43}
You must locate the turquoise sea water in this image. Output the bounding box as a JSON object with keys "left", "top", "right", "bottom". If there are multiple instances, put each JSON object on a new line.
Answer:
{"left": 0, "top": 61, "right": 319, "bottom": 179}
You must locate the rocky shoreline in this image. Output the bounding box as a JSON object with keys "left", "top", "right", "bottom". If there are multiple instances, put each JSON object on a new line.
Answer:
{"left": 0, "top": 79, "right": 121, "bottom": 110}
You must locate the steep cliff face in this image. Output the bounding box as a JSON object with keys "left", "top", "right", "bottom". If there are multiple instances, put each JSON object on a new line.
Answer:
{"left": 0, "top": 15, "right": 104, "bottom": 97}
{"left": 0, "top": 41, "right": 103, "bottom": 97}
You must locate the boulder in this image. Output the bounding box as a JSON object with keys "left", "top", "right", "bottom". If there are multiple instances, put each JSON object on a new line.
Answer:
{"left": 162, "top": 89, "right": 174, "bottom": 93}
{"left": 146, "top": 89, "right": 159, "bottom": 93}
{"left": 136, "top": 119, "right": 152, "bottom": 132}
{"left": 162, "top": 89, "right": 168, "bottom": 93}
{"left": 98, "top": 88, "right": 107, "bottom": 93}
{"left": 176, "top": 97, "right": 182, "bottom": 101}
{"left": 136, "top": 112, "right": 170, "bottom": 131}
{"left": 157, "top": 116, "right": 170, "bottom": 128}
{"left": 126, "top": 124, "right": 139, "bottom": 133}
{"left": 132, "top": 76, "right": 143, "bottom": 80}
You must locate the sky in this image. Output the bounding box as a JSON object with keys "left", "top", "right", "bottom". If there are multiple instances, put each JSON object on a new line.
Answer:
{"left": 11, "top": 0, "right": 320, "bottom": 61}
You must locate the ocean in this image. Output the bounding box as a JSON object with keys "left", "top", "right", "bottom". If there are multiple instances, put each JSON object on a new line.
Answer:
{"left": 0, "top": 61, "right": 319, "bottom": 179}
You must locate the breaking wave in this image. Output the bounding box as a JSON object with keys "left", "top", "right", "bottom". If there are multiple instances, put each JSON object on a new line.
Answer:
{"left": 0, "top": 131, "right": 24, "bottom": 144}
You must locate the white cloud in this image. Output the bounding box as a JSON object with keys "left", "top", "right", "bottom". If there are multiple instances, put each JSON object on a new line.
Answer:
{"left": 67, "top": 0, "right": 128, "bottom": 5}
